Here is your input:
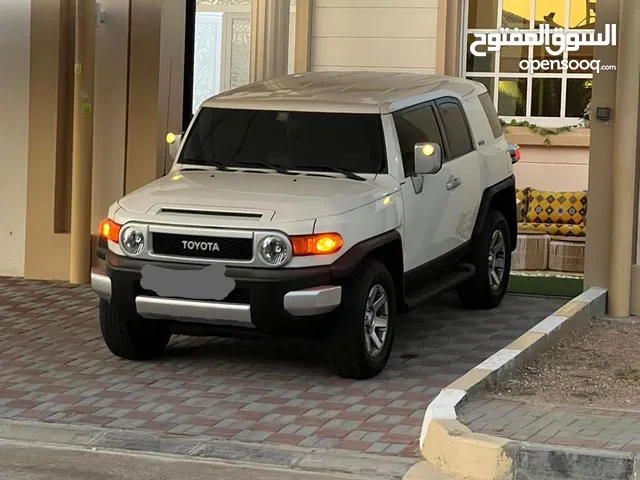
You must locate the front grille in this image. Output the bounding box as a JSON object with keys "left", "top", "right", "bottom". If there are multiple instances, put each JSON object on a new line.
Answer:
{"left": 151, "top": 233, "right": 253, "bottom": 260}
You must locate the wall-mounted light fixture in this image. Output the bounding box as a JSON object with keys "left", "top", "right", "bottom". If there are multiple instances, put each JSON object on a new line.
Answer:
{"left": 96, "top": 2, "right": 106, "bottom": 25}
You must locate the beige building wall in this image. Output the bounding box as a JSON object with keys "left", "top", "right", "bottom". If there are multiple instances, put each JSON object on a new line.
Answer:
{"left": 309, "top": 0, "right": 439, "bottom": 73}
{"left": 20, "top": 0, "right": 305, "bottom": 281}
{"left": 23, "top": 0, "right": 164, "bottom": 281}
{"left": 513, "top": 147, "right": 590, "bottom": 192}
{"left": 0, "top": 0, "right": 31, "bottom": 276}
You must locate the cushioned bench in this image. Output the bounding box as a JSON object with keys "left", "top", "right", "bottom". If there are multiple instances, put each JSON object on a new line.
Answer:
{"left": 517, "top": 189, "right": 587, "bottom": 237}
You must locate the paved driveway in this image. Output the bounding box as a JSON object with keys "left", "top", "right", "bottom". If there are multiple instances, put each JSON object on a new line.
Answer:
{"left": 0, "top": 277, "right": 564, "bottom": 457}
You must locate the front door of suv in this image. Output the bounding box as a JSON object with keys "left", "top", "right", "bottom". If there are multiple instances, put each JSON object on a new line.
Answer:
{"left": 393, "top": 102, "right": 454, "bottom": 271}
{"left": 433, "top": 97, "right": 483, "bottom": 251}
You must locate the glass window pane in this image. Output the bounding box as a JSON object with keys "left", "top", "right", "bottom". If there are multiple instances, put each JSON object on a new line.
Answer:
{"left": 467, "top": 77, "right": 495, "bottom": 101}
{"left": 181, "top": 108, "right": 386, "bottom": 173}
{"left": 502, "top": 0, "right": 531, "bottom": 29}
{"left": 498, "top": 78, "right": 528, "bottom": 116}
{"left": 533, "top": 45, "right": 563, "bottom": 73}
{"left": 479, "top": 91, "right": 503, "bottom": 138}
{"left": 466, "top": 34, "right": 496, "bottom": 73}
{"left": 393, "top": 106, "right": 444, "bottom": 176}
{"left": 531, "top": 78, "right": 562, "bottom": 117}
{"left": 499, "top": 45, "right": 528, "bottom": 74}
{"left": 566, "top": 79, "right": 593, "bottom": 117}
{"left": 438, "top": 102, "right": 474, "bottom": 158}
{"left": 569, "top": 0, "right": 597, "bottom": 29}
{"left": 568, "top": 45, "right": 594, "bottom": 73}
{"left": 468, "top": 0, "right": 499, "bottom": 29}
{"left": 534, "top": 0, "right": 566, "bottom": 28}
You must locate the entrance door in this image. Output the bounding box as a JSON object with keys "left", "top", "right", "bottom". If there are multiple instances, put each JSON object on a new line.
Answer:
{"left": 190, "top": 0, "right": 297, "bottom": 114}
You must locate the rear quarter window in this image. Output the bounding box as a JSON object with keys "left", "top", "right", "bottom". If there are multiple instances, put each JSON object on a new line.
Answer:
{"left": 478, "top": 92, "right": 503, "bottom": 139}
{"left": 437, "top": 100, "right": 474, "bottom": 159}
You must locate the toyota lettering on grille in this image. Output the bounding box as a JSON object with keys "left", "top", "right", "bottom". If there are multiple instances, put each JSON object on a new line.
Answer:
{"left": 182, "top": 240, "right": 220, "bottom": 252}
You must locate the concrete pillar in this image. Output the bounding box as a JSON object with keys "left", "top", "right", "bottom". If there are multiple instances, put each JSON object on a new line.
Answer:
{"left": 437, "top": 0, "right": 467, "bottom": 77}
{"left": 91, "top": 0, "right": 130, "bottom": 232}
{"left": 157, "top": 0, "right": 186, "bottom": 175}
{"left": 293, "top": 0, "right": 312, "bottom": 73}
{"left": 607, "top": 0, "right": 640, "bottom": 317}
{"left": 584, "top": 1, "right": 621, "bottom": 292}
{"left": 125, "top": 0, "right": 163, "bottom": 192}
{"left": 69, "top": 0, "right": 97, "bottom": 284}
{"left": 249, "top": 0, "right": 290, "bottom": 82}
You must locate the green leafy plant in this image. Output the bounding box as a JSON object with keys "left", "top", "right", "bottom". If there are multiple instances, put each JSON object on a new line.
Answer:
{"left": 582, "top": 99, "right": 591, "bottom": 127}
{"left": 498, "top": 81, "right": 523, "bottom": 101}
{"left": 500, "top": 119, "right": 580, "bottom": 146}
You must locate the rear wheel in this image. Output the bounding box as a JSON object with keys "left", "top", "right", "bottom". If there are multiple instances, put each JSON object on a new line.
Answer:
{"left": 99, "top": 300, "right": 171, "bottom": 360}
{"left": 328, "top": 260, "right": 396, "bottom": 379}
{"left": 457, "top": 210, "right": 511, "bottom": 309}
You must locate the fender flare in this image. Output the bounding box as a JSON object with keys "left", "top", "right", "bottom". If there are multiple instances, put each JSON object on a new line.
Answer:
{"left": 472, "top": 175, "right": 517, "bottom": 251}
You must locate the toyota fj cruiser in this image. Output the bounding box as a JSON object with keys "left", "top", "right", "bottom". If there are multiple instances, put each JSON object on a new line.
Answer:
{"left": 92, "top": 71, "right": 517, "bottom": 379}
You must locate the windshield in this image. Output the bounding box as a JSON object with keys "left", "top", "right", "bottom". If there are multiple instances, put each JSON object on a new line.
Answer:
{"left": 178, "top": 107, "right": 386, "bottom": 174}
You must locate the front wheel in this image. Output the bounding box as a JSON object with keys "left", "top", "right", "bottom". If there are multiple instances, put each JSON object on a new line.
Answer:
{"left": 327, "top": 260, "right": 396, "bottom": 379}
{"left": 457, "top": 210, "right": 511, "bottom": 309}
{"left": 99, "top": 300, "right": 171, "bottom": 360}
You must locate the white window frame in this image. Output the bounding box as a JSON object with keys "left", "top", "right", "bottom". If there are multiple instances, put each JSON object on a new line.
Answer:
{"left": 461, "top": 0, "right": 594, "bottom": 127}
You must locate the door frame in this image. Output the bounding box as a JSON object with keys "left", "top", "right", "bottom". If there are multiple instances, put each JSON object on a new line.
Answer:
{"left": 183, "top": 0, "right": 196, "bottom": 131}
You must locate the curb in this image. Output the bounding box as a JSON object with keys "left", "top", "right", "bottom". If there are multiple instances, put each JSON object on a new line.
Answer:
{"left": 0, "top": 418, "right": 415, "bottom": 480}
{"left": 417, "top": 287, "right": 636, "bottom": 480}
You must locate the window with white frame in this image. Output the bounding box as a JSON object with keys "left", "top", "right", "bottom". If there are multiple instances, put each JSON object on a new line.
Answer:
{"left": 463, "top": 0, "right": 595, "bottom": 127}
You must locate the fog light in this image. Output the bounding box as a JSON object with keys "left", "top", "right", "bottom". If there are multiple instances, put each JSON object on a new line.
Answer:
{"left": 120, "top": 226, "right": 145, "bottom": 256}
{"left": 258, "top": 236, "right": 289, "bottom": 266}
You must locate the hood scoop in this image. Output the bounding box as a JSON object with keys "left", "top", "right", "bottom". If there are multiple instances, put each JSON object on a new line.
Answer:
{"left": 158, "top": 207, "right": 264, "bottom": 220}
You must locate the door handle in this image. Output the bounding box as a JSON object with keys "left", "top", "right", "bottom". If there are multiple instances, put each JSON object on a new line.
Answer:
{"left": 446, "top": 175, "right": 462, "bottom": 191}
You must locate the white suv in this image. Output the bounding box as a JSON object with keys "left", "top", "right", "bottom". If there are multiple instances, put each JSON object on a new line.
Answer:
{"left": 92, "top": 72, "right": 517, "bottom": 379}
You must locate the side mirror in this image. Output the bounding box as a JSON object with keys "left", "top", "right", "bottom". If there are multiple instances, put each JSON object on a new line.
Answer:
{"left": 508, "top": 143, "right": 521, "bottom": 164}
{"left": 413, "top": 143, "right": 442, "bottom": 175}
{"left": 166, "top": 132, "right": 183, "bottom": 160}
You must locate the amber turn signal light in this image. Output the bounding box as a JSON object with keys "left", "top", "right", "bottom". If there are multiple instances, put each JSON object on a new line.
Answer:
{"left": 99, "top": 219, "right": 121, "bottom": 243}
{"left": 290, "top": 233, "right": 343, "bottom": 256}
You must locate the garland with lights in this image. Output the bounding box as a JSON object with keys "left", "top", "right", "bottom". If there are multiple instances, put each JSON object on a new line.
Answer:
{"left": 500, "top": 100, "right": 591, "bottom": 146}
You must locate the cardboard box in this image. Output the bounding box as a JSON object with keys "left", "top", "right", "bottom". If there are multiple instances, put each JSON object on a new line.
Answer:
{"left": 512, "top": 233, "right": 549, "bottom": 271}
{"left": 548, "top": 239, "right": 585, "bottom": 273}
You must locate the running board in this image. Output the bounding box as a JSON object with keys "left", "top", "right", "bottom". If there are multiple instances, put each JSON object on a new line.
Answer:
{"left": 404, "top": 263, "right": 476, "bottom": 311}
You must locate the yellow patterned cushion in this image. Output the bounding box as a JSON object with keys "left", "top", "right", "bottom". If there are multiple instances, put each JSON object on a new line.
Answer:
{"left": 526, "top": 190, "right": 587, "bottom": 226}
{"left": 519, "top": 222, "right": 586, "bottom": 237}
{"left": 516, "top": 188, "right": 530, "bottom": 222}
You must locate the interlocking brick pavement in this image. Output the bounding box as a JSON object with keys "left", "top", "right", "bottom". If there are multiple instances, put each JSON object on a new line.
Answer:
{"left": 0, "top": 276, "right": 564, "bottom": 457}
{"left": 459, "top": 396, "right": 640, "bottom": 453}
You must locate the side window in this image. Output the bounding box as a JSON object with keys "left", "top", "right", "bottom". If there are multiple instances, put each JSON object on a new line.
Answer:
{"left": 437, "top": 100, "right": 474, "bottom": 159}
{"left": 479, "top": 92, "right": 503, "bottom": 139}
{"left": 393, "top": 105, "right": 444, "bottom": 177}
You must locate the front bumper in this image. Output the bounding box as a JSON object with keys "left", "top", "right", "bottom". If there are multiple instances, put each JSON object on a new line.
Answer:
{"left": 93, "top": 230, "right": 400, "bottom": 330}
{"left": 91, "top": 261, "right": 342, "bottom": 329}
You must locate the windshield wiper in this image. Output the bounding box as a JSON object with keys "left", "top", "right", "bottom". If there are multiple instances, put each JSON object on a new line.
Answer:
{"left": 296, "top": 165, "right": 367, "bottom": 182}
{"left": 178, "top": 166, "right": 210, "bottom": 171}
{"left": 181, "top": 160, "right": 237, "bottom": 172}
{"left": 231, "top": 161, "right": 299, "bottom": 176}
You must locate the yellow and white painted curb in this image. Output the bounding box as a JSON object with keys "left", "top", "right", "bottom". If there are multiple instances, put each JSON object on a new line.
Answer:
{"left": 418, "top": 287, "right": 608, "bottom": 480}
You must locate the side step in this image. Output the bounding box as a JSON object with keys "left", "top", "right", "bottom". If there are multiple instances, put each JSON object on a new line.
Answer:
{"left": 404, "top": 263, "right": 475, "bottom": 311}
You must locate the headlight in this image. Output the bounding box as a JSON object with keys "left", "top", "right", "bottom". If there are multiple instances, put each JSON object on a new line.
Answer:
{"left": 120, "top": 226, "right": 145, "bottom": 256}
{"left": 258, "top": 235, "right": 290, "bottom": 266}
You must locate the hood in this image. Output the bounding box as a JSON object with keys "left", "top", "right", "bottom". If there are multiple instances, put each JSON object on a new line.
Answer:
{"left": 118, "top": 170, "right": 394, "bottom": 222}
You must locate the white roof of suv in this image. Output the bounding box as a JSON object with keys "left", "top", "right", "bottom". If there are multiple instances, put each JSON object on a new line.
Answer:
{"left": 202, "top": 71, "right": 486, "bottom": 115}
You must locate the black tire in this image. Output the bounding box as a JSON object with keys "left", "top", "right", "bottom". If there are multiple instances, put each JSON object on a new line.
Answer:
{"left": 99, "top": 299, "right": 171, "bottom": 360}
{"left": 457, "top": 209, "right": 511, "bottom": 309}
{"left": 328, "top": 260, "right": 396, "bottom": 379}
